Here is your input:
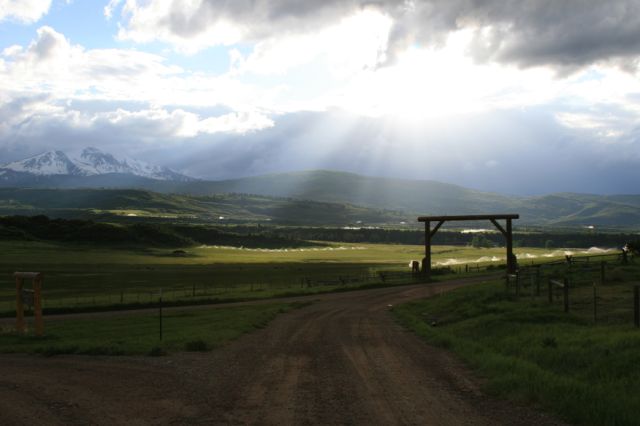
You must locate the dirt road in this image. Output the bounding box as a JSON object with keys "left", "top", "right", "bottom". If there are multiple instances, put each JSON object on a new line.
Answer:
{"left": 0, "top": 277, "right": 565, "bottom": 425}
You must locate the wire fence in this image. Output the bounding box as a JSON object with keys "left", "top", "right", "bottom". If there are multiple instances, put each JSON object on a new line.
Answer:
{"left": 3, "top": 269, "right": 439, "bottom": 314}
{"left": 4, "top": 251, "right": 631, "bottom": 316}
{"left": 505, "top": 252, "right": 639, "bottom": 327}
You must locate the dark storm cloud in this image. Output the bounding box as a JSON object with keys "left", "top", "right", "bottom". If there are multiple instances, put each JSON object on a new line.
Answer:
{"left": 417, "top": 0, "right": 640, "bottom": 71}
{"left": 158, "top": 0, "right": 369, "bottom": 39}
{"left": 126, "top": 0, "right": 640, "bottom": 71}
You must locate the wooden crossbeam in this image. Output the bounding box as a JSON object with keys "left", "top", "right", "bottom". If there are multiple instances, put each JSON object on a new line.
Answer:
{"left": 418, "top": 214, "right": 519, "bottom": 222}
{"left": 430, "top": 220, "right": 445, "bottom": 238}
{"left": 489, "top": 219, "right": 506, "bottom": 236}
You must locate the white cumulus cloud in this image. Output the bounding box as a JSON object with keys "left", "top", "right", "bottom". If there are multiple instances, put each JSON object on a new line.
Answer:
{"left": 0, "top": 0, "right": 52, "bottom": 23}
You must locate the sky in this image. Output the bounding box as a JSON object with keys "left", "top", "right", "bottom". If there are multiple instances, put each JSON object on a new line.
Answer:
{"left": 1, "top": 0, "right": 640, "bottom": 195}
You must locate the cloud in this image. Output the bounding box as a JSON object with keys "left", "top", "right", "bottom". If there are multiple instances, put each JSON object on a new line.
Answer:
{"left": 0, "top": 94, "right": 274, "bottom": 162}
{"left": 1, "top": 26, "right": 182, "bottom": 98}
{"left": 160, "top": 109, "right": 640, "bottom": 194}
{"left": 0, "top": 26, "right": 279, "bottom": 113}
{"left": 109, "top": 0, "right": 640, "bottom": 72}
{"left": 0, "top": 0, "right": 52, "bottom": 23}
{"left": 104, "top": 0, "right": 123, "bottom": 20}
{"left": 112, "top": 0, "right": 370, "bottom": 53}
{"left": 386, "top": 0, "right": 640, "bottom": 72}
{"left": 234, "top": 9, "right": 391, "bottom": 77}
{"left": 94, "top": 108, "right": 273, "bottom": 138}
{"left": 2, "top": 94, "right": 640, "bottom": 195}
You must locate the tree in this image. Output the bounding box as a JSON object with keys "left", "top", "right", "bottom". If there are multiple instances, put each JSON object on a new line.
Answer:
{"left": 471, "top": 234, "right": 492, "bottom": 248}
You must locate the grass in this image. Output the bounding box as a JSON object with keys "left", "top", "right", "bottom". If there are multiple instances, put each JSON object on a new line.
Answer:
{"left": 0, "top": 302, "right": 307, "bottom": 356}
{"left": 393, "top": 262, "right": 640, "bottom": 426}
{"left": 0, "top": 240, "right": 602, "bottom": 312}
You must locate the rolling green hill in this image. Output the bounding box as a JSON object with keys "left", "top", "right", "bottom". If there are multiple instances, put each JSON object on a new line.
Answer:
{"left": 0, "top": 188, "right": 409, "bottom": 226}
{"left": 155, "top": 170, "right": 640, "bottom": 227}
{"left": 0, "top": 171, "right": 639, "bottom": 227}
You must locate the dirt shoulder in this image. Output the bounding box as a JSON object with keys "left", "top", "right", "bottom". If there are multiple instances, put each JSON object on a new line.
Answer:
{"left": 0, "top": 276, "right": 566, "bottom": 425}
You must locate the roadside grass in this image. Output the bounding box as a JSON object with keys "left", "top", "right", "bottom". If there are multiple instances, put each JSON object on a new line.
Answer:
{"left": 393, "top": 268, "right": 640, "bottom": 426}
{"left": 0, "top": 302, "right": 307, "bottom": 356}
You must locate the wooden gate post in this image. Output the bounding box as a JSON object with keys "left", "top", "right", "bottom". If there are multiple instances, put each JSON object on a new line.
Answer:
{"left": 506, "top": 218, "right": 515, "bottom": 274}
{"left": 422, "top": 220, "right": 431, "bottom": 277}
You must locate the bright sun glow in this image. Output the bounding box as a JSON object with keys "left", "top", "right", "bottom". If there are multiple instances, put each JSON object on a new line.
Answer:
{"left": 334, "top": 29, "right": 558, "bottom": 121}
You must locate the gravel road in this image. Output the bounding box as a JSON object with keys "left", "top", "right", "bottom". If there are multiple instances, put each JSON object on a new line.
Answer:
{"left": 0, "top": 277, "right": 566, "bottom": 425}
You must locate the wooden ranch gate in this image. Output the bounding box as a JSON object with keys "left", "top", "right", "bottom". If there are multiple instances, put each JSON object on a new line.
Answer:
{"left": 417, "top": 214, "right": 519, "bottom": 277}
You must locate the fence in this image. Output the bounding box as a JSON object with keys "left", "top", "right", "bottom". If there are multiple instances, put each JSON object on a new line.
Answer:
{"left": 4, "top": 251, "right": 630, "bottom": 315}
{"left": 2, "top": 269, "right": 437, "bottom": 314}
{"left": 505, "top": 252, "right": 638, "bottom": 327}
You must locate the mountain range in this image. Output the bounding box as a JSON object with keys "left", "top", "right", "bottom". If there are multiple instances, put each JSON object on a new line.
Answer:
{"left": 0, "top": 147, "right": 193, "bottom": 182}
{"left": 0, "top": 149, "right": 639, "bottom": 228}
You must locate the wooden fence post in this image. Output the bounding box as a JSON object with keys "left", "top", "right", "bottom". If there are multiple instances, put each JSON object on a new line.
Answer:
{"left": 159, "top": 289, "right": 163, "bottom": 341}
{"left": 563, "top": 277, "right": 569, "bottom": 313}
{"left": 548, "top": 277, "right": 553, "bottom": 303}
{"left": 536, "top": 268, "right": 541, "bottom": 296}
{"left": 634, "top": 285, "right": 639, "bottom": 328}
{"left": 33, "top": 276, "right": 43, "bottom": 336}
{"left": 15, "top": 276, "right": 24, "bottom": 333}
{"left": 600, "top": 261, "right": 606, "bottom": 285}
{"left": 515, "top": 271, "right": 520, "bottom": 297}
{"left": 593, "top": 282, "right": 597, "bottom": 324}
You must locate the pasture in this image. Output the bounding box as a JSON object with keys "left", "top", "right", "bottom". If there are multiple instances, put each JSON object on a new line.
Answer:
{"left": 394, "top": 261, "right": 640, "bottom": 426}
{"left": 0, "top": 240, "right": 610, "bottom": 312}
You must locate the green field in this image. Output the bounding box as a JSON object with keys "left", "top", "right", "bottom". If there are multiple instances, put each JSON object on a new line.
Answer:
{"left": 0, "top": 241, "right": 616, "bottom": 315}
{"left": 0, "top": 302, "right": 305, "bottom": 355}
{"left": 393, "top": 261, "right": 640, "bottom": 426}
{"left": 0, "top": 240, "right": 612, "bottom": 313}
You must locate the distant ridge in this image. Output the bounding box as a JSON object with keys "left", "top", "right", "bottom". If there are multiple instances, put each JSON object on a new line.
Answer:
{"left": 0, "top": 168, "right": 638, "bottom": 227}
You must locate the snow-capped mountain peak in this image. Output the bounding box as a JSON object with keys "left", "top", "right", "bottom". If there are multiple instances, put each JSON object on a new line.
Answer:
{"left": 76, "top": 147, "right": 131, "bottom": 175}
{"left": 2, "top": 150, "right": 85, "bottom": 176}
{"left": 0, "top": 147, "right": 193, "bottom": 181}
